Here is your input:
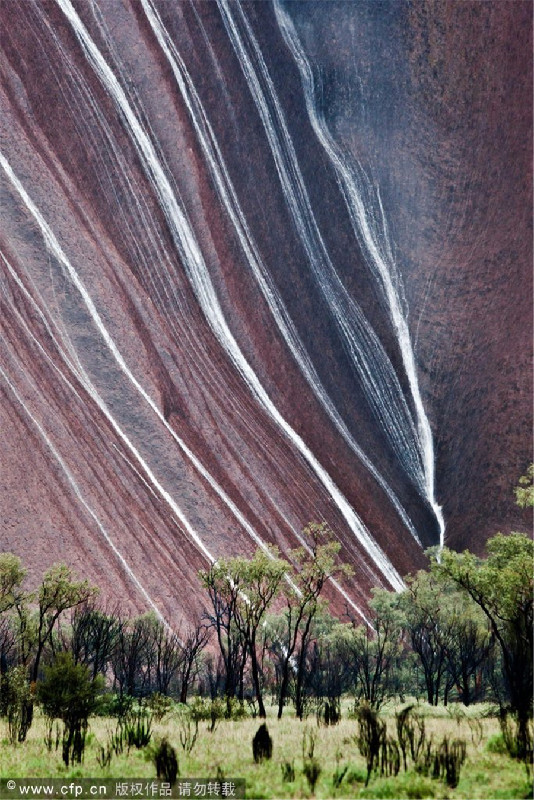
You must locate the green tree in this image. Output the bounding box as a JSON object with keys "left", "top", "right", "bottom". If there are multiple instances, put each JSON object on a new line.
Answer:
{"left": 37, "top": 651, "right": 102, "bottom": 765}
{"left": 2, "top": 665, "right": 32, "bottom": 744}
{"left": 0, "top": 554, "right": 26, "bottom": 694}
{"left": 274, "top": 522, "right": 352, "bottom": 720}
{"left": 441, "top": 599, "right": 492, "bottom": 707}
{"left": 307, "top": 613, "right": 350, "bottom": 715}
{"left": 339, "top": 588, "right": 404, "bottom": 710}
{"left": 31, "top": 564, "right": 98, "bottom": 683}
{"left": 0, "top": 554, "right": 26, "bottom": 614}
{"left": 433, "top": 533, "right": 533, "bottom": 757}
{"left": 200, "top": 547, "right": 287, "bottom": 717}
{"left": 399, "top": 570, "right": 458, "bottom": 705}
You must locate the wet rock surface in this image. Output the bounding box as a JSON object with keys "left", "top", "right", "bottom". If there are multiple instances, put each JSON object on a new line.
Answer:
{"left": 0, "top": 1, "right": 530, "bottom": 626}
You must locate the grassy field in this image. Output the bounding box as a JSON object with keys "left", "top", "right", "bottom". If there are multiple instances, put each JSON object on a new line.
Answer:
{"left": 0, "top": 702, "right": 530, "bottom": 799}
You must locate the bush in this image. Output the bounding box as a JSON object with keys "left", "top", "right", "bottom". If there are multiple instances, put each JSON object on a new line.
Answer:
{"left": 146, "top": 693, "right": 173, "bottom": 721}
{"left": 96, "top": 693, "right": 133, "bottom": 719}
{"left": 252, "top": 723, "right": 272, "bottom": 763}
{"left": 437, "top": 737, "right": 467, "bottom": 788}
{"left": 317, "top": 699, "right": 340, "bottom": 727}
{"left": 154, "top": 738, "right": 179, "bottom": 784}
{"left": 281, "top": 761, "right": 295, "bottom": 782}
{"left": 188, "top": 697, "right": 225, "bottom": 732}
{"left": 345, "top": 766, "right": 367, "bottom": 785}
{"left": 332, "top": 764, "right": 348, "bottom": 789}
{"left": 37, "top": 653, "right": 103, "bottom": 766}
{"left": 122, "top": 707, "right": 152, "bottom": 749}
{"left": 404, "top": 776, "right": 436, "bottom": 799}
{"left": 226, "top": 697, "right": 250, "bottom": 720}
{"left": 499, "top": 708, "right": 534, "bottom": 763}
{"left": 177, "top": 710, "right": 199, "bottom": 754}
{"left": 396, "top": 705, "right": 426, "bottom": 772}
{"left": 355, "top": 703, "right": 386, "bottom": 786}
{"left": 358, "top": 776, "right": 436, "bottom": 799}
{"left": 2, "top": 666, "right": 33, "bottom": 744}
{"left": 303, "top": 757, "right": 322, "bottom": 794}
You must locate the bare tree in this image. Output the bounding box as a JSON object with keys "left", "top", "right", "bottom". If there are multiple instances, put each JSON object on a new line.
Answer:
{"left": 178, "top": 619, "right": 210, "bottom": 703}
{"left": 275, "top": 523, "right": 352, "bottom": 719}
{"left": 149, "top": 618, "right": 183, "bottom": 696}
{"left": 69, "top": 601, "right": 123, "bottom": 680}
{"left": 111, "top": 615, "right": 152, "bottom": 697}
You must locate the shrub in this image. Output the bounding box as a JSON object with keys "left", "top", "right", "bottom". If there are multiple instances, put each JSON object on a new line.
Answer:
{"left": 188, "top": 697, "right": 225, "bottom": 732}
{"left": 355, "top": 703, "right": 386, "bottom": 786}
{"left": 96, "top": 693, "right": 133, "bottom": 719}
{"left": 332, "top": 764, "right": 348, "bottom": 789}
{"left": 177, "top": 711, "right": 199, "bottom": 754}
{"left": 437, "top": 737, "right": 467, "bottom": 788}
{"left": 44, "top": 719, "right": 61, "bottom": 753}
{"left": 345, "top": 766, "right": 367, "bottom": 785}
{"left": 317, "top": 699, "right": 340, "bottom": 727}
{"left": 396, "top": 705, "right": 426, "bottom": 772}
{"left": 154, "top": 738, "right": 179, "bottom": 784}
{"left": 499, "top": 708, "right": 534, "bottom": 763}
{"left": 380, "top": 736, "right": 401, "bottom": 778}
{"left": 2, "top": 666, "right": 33, "bottom": 744}
{"left": 37, "top": 653, "right": 102, "bottom": 766}
{"left": 146, "top": 692, "right": 173, "bottom": 721}
{"left": 252, "top": 723, "right": 272, "bottom": 763}
{"left": 404, "top": 777, "right": 436, "bottom": 799}
{"left": 122, "top": 707, "right": 152, "bottom": 749}
{"left": 486, "top": 732, "right": 508, "bottom": 755}
{"left": 96, "top": 721, "right": 127, "bottom": 767}
{"left": 302, "top": 727, "right": 317, "bottom": 760}
{"left": 226, "top": 697, "right": 250, "bottom": 721}
{"left": 303, "top": 757, "right": 322, "bottom": 794}
{"left": 467, "top": 716, "right": 484, "bottom": 747}
{"left": 358, "top": 776, "right": 435, "bottom": 799}
{"left": 281, "top": 761, "right": 295, "bottom": 782}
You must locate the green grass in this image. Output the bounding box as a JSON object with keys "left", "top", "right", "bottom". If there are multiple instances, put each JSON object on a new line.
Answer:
{"left": 0, "top": 703, "right": 531, "bottom": 799}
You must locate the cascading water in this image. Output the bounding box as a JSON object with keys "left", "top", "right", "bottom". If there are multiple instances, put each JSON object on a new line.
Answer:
{"left": 216, "top": 0, "right": 437, "bottom": 511}
{"left": 51, "top": 0, "right": 405, "bottom": 593}
{"left": 273, "top": 1, "right": 445, "bottom": 547}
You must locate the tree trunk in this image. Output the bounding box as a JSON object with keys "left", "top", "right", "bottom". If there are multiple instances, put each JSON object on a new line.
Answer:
{"left": 250, "top": 643, "right": 266, "bottom": 718}
{"left": 180, "top": 662, "right": 191, "bottom": 704}
{"left": 277, "top": 661, "right": 290, "bottom": 719}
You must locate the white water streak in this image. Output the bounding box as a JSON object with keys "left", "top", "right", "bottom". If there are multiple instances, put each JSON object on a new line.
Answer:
{"left": 0, "top": 237, "right": 213, "bottom": 566}
{"left": 52, "top": 0, "right": 403, "bottom": 593}
{"left": 273, "top": 2, "right": 445, "bottom": 545}
{"left": 0, "top": 362, "right": 167, "bottom": 625}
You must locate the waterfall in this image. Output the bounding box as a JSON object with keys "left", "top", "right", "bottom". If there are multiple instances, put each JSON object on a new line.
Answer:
{"left": 273, "top": 1, "right": 445, "bottom": 545}
{"left": 216, "top": 0, "right": 444, "bottom": 544}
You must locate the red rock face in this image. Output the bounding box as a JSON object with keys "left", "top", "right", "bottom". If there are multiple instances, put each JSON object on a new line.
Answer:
{"left": 0, "top": 1, "right": 531, "bottom": 627}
